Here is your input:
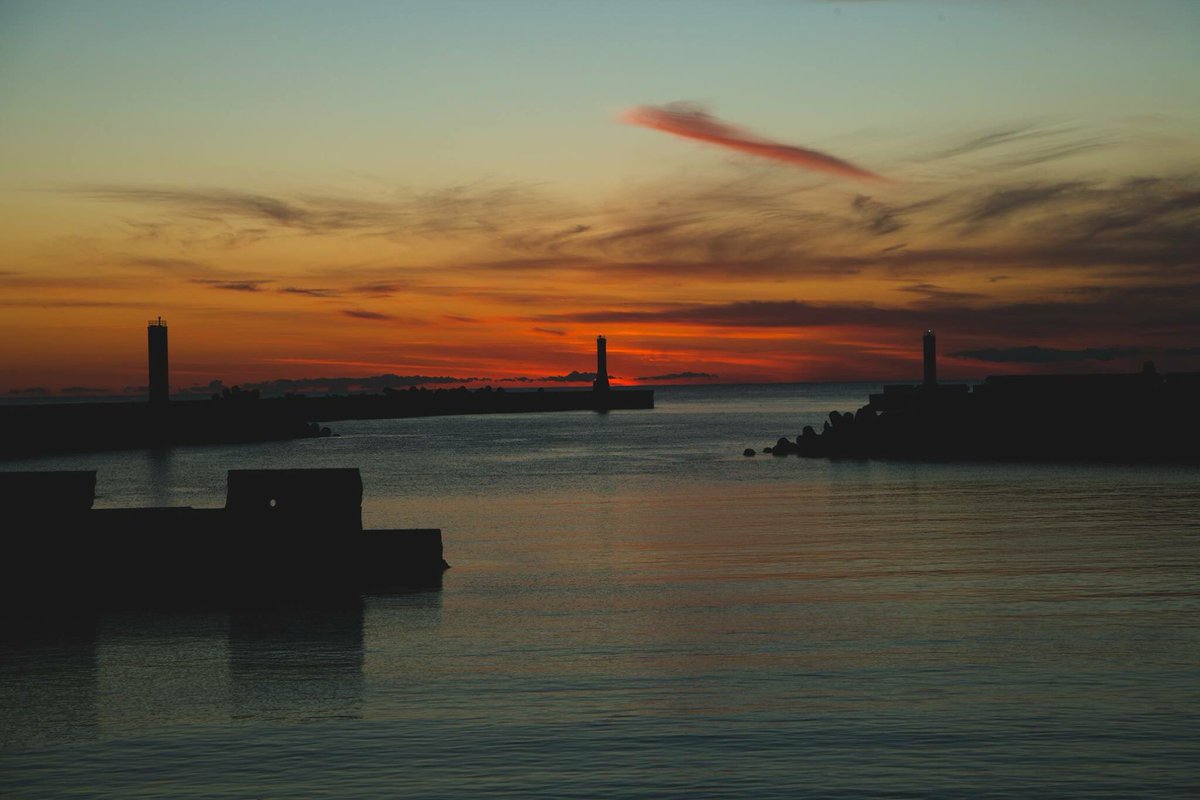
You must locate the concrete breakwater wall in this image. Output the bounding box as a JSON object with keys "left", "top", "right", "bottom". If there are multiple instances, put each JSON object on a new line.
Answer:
{"left": 751, "top": 368, "right": 1200, "bottom": 462}
{"left": 0, "top": 400, "right": 327, "bottom": 458}
{"left": 0, "top": 388, "right": 654, "bottom": 457}
{"left": 0, "top": 468, "right": 447, "bottom": 608}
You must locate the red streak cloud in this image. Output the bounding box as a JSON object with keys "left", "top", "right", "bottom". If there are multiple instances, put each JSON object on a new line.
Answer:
{"left": 621, "top": 104, "right": 886, "bottom": 182}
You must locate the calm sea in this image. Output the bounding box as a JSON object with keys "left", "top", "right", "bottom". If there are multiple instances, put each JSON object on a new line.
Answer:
{"left": 2, "top": 383, "right": 1198, "bottom": 798}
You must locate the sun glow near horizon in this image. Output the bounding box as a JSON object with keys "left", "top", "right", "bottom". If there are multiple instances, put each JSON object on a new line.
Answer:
{"left": 2, "top": 1, "right": 1198, "bottom": 394}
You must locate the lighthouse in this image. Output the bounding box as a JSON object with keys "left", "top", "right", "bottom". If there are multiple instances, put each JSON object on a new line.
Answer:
{"left": 593, "top": 335, "right": 610, "bottom": 392}
{"left": 923, "top": 329, "right": 937, "bottom": 387}
{"left": 148, "top": 317, "right": 169, "bottom": 403}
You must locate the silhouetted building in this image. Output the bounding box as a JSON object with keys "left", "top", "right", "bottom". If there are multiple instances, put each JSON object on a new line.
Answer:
{"left": 594, "top": 335, "right": 610, "bottom": 392}
{"left": 923, "top": 329, "right": 937, "bottom": 387}
{"left": 148, "top": 317, "right": 169, "bottom": 403}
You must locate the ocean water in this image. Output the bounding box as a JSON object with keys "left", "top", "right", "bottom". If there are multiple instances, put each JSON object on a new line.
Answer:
{"left": 2, "top": 383, "right": 1198, "bottom": 798}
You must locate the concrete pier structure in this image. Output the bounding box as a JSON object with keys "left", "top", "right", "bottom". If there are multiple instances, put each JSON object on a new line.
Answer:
{"left": 0, "top": 468, "right": 448, "bottom": 606}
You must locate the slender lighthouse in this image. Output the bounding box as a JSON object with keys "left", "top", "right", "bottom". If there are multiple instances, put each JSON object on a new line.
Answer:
{"left": 148, "top": 317, "right": 169, "bottom": 403}
{"left": 923, "top": 329, "right": 937, "bottom": 387}
{"left": 593, "top": 335, "right": 611, "bottom": 392}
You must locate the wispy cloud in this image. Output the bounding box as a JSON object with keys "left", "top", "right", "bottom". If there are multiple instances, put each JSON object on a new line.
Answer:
{"left": 954, "top": 344, "right": 1200, "bottom": 364}
{"left": 280, "top": 286, "right": 339, "bottom": 298}
{"left": 899, "top": 283, "right": 988, "bottom": 304}
{"left": 72, "top": 167, "right": 1199, "bottom": 289}
{"left": 352, "top": 282, "right": 406, "bottom": 297}
{"left": 0, "top": 299, "right": 135, "bottom": 308}
{"left": 852, "top": 194, "right": 903, "bottom": 234}
{"left": 193, "top": 374, "right": 482, "bottom": 395}
{"left": 500, "top": 371, "right": 596, "bottom": 384}
{"left": 47, "top": 126, "right": 1200, "bottom": 381}
{"left": 621, "top": 103, "right": 887, "bottom": 181}
{"left": 954, "top": 182, "right": 1085, "bottom": 226}
{"left": 192, "top": 278, "right": 272, "bottom": 292}
{"left": 78, "top": 186, "right": 361, "bottom": 230}
{"left": 926, "top": 122, "right": 1118, "bottom": 170}
{"left": 71, "top": 181, "right": 555, "bottom": 245}
{"left": 950, "top": 346, "right": 1142, "bottom": 364}
{"left": 522, "top": 173, "right": 1199, "bottom": 282}
{"left": 637, "top": 371, "right": 718, "bottom": 381}
{"left": 189, "top": 371, "right": 676, "bottom": 393}
{"left": 542, "top": 294, "right": 1200, "bottom": 341}
{"left": 123, "top": 255, "right": 214, "bottom": 273}
{"left": 342, "top": 309, "right": 393, "bottom": 320}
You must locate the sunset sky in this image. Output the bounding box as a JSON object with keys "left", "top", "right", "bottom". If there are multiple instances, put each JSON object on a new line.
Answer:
{"left": 2, "top": 0, "right": 1198, "bottom": 394}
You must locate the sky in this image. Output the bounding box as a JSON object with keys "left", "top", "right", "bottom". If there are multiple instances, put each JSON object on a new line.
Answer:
{"left": 2, "top": 0, "right": 1198, "bottom": 395}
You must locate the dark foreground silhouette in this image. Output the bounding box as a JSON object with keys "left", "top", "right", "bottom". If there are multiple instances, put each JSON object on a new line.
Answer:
{"left": 752, "top": 364, "right": 1200, "bottom": 463}
{"left": 0, "top": 468, "right": 447, "bottom": 611}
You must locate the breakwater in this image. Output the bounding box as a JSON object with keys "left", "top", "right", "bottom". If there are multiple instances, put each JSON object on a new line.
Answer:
{"left": 0, "top": 398, "right": 326, "bottom": 458}
{"left": 0, "top": 387, "right": 654, "bottom": 457}
{"left": 752, "top": 366, "right": 1200, "bottom": 462}
{"left": 0, "top": 468, "right": 446, "bottom": 608}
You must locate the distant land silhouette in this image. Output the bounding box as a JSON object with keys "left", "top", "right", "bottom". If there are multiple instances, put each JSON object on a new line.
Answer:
{"left": 750, "top": 331, "right": 1200, "bottom": 463}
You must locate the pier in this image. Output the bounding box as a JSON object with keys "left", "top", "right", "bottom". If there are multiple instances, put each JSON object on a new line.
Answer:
{"left": 1, "top": 468, "right": 447, "bottom": 607}
{"left": 753, "top": 332, "right": 1200, "bottom": 463}
{"left": 0, "top": 322, "right": 653, "bottom": 457}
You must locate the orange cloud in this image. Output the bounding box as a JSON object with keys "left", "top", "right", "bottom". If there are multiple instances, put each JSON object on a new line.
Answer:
{"left": 621, "top": 104, "right": 887, "bottom": 182}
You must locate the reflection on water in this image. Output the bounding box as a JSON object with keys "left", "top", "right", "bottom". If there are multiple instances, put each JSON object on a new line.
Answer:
{"left": 97, "top": 606, "right": 230, "bottom": 734}
{"left": 2, "top": 385, "right": 1198, "bottom": 798}
{"left": 0, "top": 613, "right": 99, "bottom": 750}
{"left": 2, "top": 595, "right": 447, "bottom": 750}
{"left": 230, "top": 601, "right": 365, "bottom": 722}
